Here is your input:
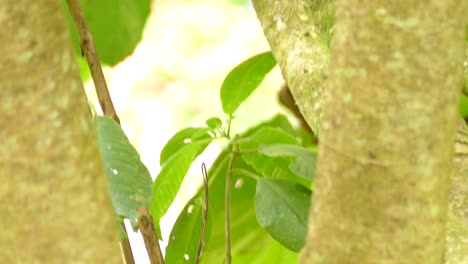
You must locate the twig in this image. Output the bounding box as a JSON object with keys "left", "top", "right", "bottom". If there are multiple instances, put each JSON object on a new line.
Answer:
{"left": 196, "top": 163, "right": 210, "bottom": 264}
{"left": 65, "top": 0, "right": 120, "bottom": 123}
{"left": 65, "top": 0, "right": 133, "bottom": 261}
{"left": 137, "top": 207, "right": 165, "bottom": 264}
{"left": 225, "top": 151, "right": 236, "bottom": 264}
{"left": 119, "top": 222, "right": 136, "bottom": 264}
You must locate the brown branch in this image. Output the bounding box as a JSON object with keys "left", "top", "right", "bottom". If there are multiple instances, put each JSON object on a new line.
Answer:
{"left": 65, "top": 0, "right": 134, "bottom": 261}
{"left": 65, "top": 0, "right": 120, "bottom": 123}
{"left": 137, "top": 207, "right": 165, "bottom": 264}
{"left": 119, "top": 222, "right": 136, "bottom": 264}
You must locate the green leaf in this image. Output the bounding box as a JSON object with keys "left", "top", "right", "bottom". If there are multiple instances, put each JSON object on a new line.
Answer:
{"left": 459, "top": 94, "right": 468, "bottom": 117}
{"left": 165, "top": 195, "right": 212, "bottom": 264}
{"left": 220, "top": 52, "right": 277, "bottom": 115}
{"left": 95, "top": 116, "right": 153, "bottom": 227}
{"left": 151, "top": 138, "right": 212, "bottom": 236}
{"left": 64, "top": 0, "right": 151, "bottom": 65}
{"left": 238, "top": 127, "right": 311, "bottom": 187}
{"left": 232, "top": 239, "right": 298, "bottom": 264}
{"left": 202, "top": 153, "right": 272, "bottom": 263}
{"left": 206, "top": 117, "right": 223, "bottom": 129}
{"left": 160, "top": 127, "right": 211, "bottom": 166}
{"left": 255, "top": 178, "right": 311, "bottom": 252}
{"left": 241, "top": 114, "right": 315, "bottom": 146}
{"left": 259, "top": 144, "right": 318, "bottom": 181}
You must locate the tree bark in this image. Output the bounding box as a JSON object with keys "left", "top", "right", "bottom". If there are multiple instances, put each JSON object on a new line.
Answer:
{"left": 253, "top": 0, "right": 467, "bottom": 263}
{"left": 0, "top": 0, "right": 121, "bottom": 262}
{"left": 252, "top": 0, "right": 334, "bottom": 135}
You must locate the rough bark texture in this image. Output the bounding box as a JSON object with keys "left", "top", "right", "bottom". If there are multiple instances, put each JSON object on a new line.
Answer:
{"left": 252, "top": 0, "right": 334, "bottom": 135}
{"left": 449, "top": 121, "right": 468, "bottom": 264}
{"left": 0, "top": 0, "right": 121, "bottom": 262}
{"left": 254, "top": 1, "right": 467, "bottom": 263}
{"left": 301, "top": 1, "right": 465, "bottom": 263}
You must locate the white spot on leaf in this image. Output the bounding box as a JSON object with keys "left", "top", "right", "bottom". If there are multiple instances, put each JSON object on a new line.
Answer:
{"left": 235, "top": 178, "right": 243, "bottom": 189}
{"left": 184, "top": 254, "right": 190, "bottom": 260}
{"left": 187, "top": 204, "right": 194, "bottom": 214}
{"left": 112, "top": 169, "right": 118, "bottom": 175}
{"left": 184, "top": 138, "right": 192, "bottom": 144}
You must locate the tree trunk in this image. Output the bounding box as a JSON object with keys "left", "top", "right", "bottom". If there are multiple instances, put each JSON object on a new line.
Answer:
{"left": 0, "top": 0, "right": 121, "bottom": 262}
{"left": 301, "top": 1, "right": 466, "bottom": 263}
{"left": 253, "top": 0, "right": 467, "bottom": 263}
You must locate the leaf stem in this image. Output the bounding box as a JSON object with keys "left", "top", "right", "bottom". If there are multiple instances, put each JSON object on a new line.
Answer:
{"left": 230, "top": 168, "right": 260, "bottom": 181}
{"left": 196, "top": 163, "right": 209, "bottom": 264}
{"left": 226, "top": 115, "right": 233, "bottom": 139}
{"left": 225, "top": 148, "right": 237, "bottom": 264}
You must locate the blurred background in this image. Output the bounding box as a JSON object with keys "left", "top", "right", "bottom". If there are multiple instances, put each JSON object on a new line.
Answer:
{"left": 81, "top": 0, "right": 292, "bottom": 261}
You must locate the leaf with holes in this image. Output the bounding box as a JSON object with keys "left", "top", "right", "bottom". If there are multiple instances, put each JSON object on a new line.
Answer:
{"left": 220, "top": 52, "right": 276, "bottom": 115}
{"left": 165, "top": 195, "right": 212, "bottom": 264}
{"left": 95, "top": 116, "right": 153, "bottom": 227}
{"left": 255, "top": 178, "right": 311, "bottom": 252}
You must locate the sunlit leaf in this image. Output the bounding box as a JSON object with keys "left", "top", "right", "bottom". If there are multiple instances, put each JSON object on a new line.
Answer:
{"left": 206, "top": 117, "right": 223, "bottom": 129}
{"left": 232, "top": 239, "right": 298, "bottom": 263}
{"left": 151, "top": 139, "right": 212, "bottom": 236}
{"left": 202, "top": 153, "right": 274, "bottom": 263}
{"left": 165, "top": 196, "right": 212, "bottom": 264}
{"left": 255, "top": 178, "right": 311, "bottom": 252}
{"left": 160, "top": 127, "right": 211, "bottom": 166}
{"left": 220, "top": 52, "right": 277, "bottom": 115}
{"left": 95, "top": 116, "right": 153, "bottom": 227}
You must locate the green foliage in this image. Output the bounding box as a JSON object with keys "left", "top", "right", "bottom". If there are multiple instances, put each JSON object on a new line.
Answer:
{"left": 64, "top": 0, "right": 151, "bottom": 65}
{"left": 220, "top": 52, "right": 277, "bottom": 115}
{"left": 159, "top": 128, "right": 211, "bottom": 166}
{"left": 259, "top": 144, "right": 317, "bottom": 182}
{"left": 255, "top": 178, "right": 311, "bottom": 252}
{"left": 95, "top": 52, "right": 316, "bottom": 261}
{"left": 205, "top": 117, "right": 223, "bottom": 130}
{"left": 94, "top": 116, "right": 153, "bottom": 227}
{"left": 152, "top": 52, "right": 316, "bottom": 261}
{"left": 201, "top": 151, "right": 297, "bottom": 263}
{"left": 460, "top": 94, "right": 468, "bottom": 117}
{"left": 239, "top": 127, "right": 312, "bottom": 188}
{"left": 151, "top": 131, "right": 213, "bottom": 236}
{"left": 165, "top": 195, "right": 212, "bottom": 264}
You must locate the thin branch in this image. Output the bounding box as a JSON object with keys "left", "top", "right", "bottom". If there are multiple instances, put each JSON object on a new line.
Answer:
{"left": 65, "top": 0, "right": 120, "bottom": 123}
{"left": 65, "top": 0, "right": 132, "bottom": 261}
{"left": 225, "top": 151, "right": 236, "bottom": 264}
{"left": 119, "top": 222, "right": 136, "bottom": 264}
{"left": 196, "top": 163, "right": 210, "bottom": 264}
{"left": 137, "top": 207, "right": 165, "bottom": 264}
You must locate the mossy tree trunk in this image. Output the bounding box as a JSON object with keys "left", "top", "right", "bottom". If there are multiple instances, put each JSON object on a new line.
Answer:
{"left": 253, "top": 0, "right": 467, "bottom": 263}
{"left": 0, "top": 0, "right": 121, "bottom": 262}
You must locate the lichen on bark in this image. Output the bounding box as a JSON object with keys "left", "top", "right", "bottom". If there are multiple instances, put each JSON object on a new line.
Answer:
{"left": 252, "top": 0, "right": 334, "bottom": 135}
